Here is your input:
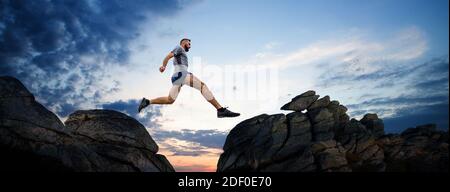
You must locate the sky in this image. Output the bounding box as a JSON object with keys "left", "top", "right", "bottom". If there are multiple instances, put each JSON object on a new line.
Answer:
{"left": 1, "top": 0, "right": 448, "bottom": 172}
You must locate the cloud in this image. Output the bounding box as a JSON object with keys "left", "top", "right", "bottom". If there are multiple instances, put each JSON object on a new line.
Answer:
{"left": 152, "top": 129, "right": 228, "bottom": 149}
{"left": 348, "top": 92, "right": 447, "bottom": 113}
{"left": 100, "top": 99, "right": 162, "bottom": 128}
{"left": 347, "top": 94, "right": 448, "bottom": 109}
{"left": 314, "top": 29, "right": 431, "bottom": 88}
{"left": 146, "top": 128, "right": 227, "bottom": 161}
{"left": 412, "top": 77, "right": 449, "bottom": 91}
{"left": 243, "top": 26, "right": 427, "bottom": 76}
{"left": 156, "top": 137, "right": 221, "bottom": 157}
{"left": 0, "top": 0, "right": 185, "bottom": 117}
{"left": 321, "top": 54, "right": 449, "bottom": 90}
{"left": 348, "top": 99, "right": 449, "bottom": 132}
{"left": 172, "top": 150, "right": 211, "bottom": 157}
{"left": 406, "top": 57, "right": 449, "bottom": 92}
{"left": 342, "top": 56, "right": 449, "bottom": 132}
{"left": 383, "top": 102, "right": 449, "bottom": 132}
{"left": 173, "top": 164, "right": 216, "bottom": 172}
{"left": 384, "top": 26, "right": 428, "bottom": 61}
{"left": 264, "top": 41, "right": 281, "bottom": 50}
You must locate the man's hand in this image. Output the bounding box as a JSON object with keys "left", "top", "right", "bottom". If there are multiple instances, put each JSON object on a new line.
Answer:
{"left": 159, "top": 65, "right": 166, "bottom": 73}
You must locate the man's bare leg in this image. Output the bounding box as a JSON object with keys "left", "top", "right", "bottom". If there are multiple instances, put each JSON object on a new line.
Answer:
{"left": 139, "top": 85, "right": 180, "bottom": 112}
{"left": 185, "top": 74, "right": 240, "bottom": 117}
{"left": 185, "top": 74, "right": 222, "bottom": 109}
{"left": 185, "top": 74, "right": 239, "bottom": 117}
{"left": 150, "top": 96, "right": 175, "bottom": 104}
{"left": 149, "top": 84, "right": 180, "bottom": 105}
{"left": 208, "top": 98, "right": 222, "bottom": 110}
{"left": 139, "top": 96, "right": 174, "bottom": 112}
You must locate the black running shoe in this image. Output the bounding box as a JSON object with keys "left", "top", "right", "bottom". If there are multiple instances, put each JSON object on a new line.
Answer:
{"left": 217, "top": 107, "right": 240, "bottom": 118}
{"left": 138, "top": 98, "right": 150, "bottom": 113}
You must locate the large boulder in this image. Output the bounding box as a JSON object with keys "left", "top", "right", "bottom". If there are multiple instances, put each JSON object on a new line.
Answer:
{"left": 360, "top": 113, "right": 384, "bottom": 138}
{"left": 281, "top": 90, "right": 319, "bottom": 111}
{"left": 308, "top": 107, "right": 335, "bottom": 141}
{"left": 308, "top": 95, "right": 331, "bottom": 111}
{"left": 311, "top": 140, "right": 351, "bottom": 172}
{"left": 0, "top": 76, "right": 174, "bottom": 172}
{"left": 336, "top": 119, "right": 386, "bottom": 171}
{"left": 218, "top": 90, "right": 448, "bottom": 172}
{"left": 0, "top": 76, "right": 95, "bottom": 171}
{"left": 65, "top": 110, "right": 173, "bottom": 172}
{"left": 218, "top": 114, "right": 290, "bottom": 171}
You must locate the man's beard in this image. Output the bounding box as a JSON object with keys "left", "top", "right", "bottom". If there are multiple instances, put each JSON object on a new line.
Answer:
{"left": 184, "top": 46, "right": 190, "bottom": 52}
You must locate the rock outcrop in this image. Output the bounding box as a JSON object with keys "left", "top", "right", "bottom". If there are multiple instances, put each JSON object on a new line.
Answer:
{"left": 0, "top": 76, "right": 174, "bottom": 172}
{"left": 2, "top": 76, "right": 447, "bottom": 172}
{"left": 218, "top": 91, "right": 448, "bottom": 172}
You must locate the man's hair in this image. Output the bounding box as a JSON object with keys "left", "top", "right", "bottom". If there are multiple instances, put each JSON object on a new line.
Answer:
{"left": 180, "top": 38, "right": 191, "bottom": 45}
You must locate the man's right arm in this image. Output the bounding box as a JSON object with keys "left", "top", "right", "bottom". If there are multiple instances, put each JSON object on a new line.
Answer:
{"left": 160, "top": 52, "right": 174, "bottom": 72}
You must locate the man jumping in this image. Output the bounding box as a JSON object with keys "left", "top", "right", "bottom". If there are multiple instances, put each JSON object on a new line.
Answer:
{"left": 138, "top": 38, "right": 240, "bottom": 118}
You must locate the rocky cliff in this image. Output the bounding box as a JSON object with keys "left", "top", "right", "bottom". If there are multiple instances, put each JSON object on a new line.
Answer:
{"left": 218, "top": 91, "right": 449, "bottom": 172}
{"left": 0, "top": 76, "right": 174, "bottom": 172}
{"left": 1, "top": 76, "right": 448, "bottom": 172}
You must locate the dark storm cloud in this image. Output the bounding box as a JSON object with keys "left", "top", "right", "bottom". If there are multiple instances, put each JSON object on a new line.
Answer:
{"left": 412, "top": 77, "right": 449, "bottom": 91}
{"left": 347, "top": 94, "right": 449, "bottom": 108}
{"left": 348, "top": 108, "right": 393, "bottom": 119}
{"left": 172, "top": 150, "right": 211, "bottom": 157}
{"left": 406, "top": 57, "right": 449, "bottom": 92}
{"left": 0, "top": 0, "right": 184, "bottom": 117}
{"left": 383, "top": 102, "right": 449, "bottom": 132}
{"left": 358, "top": 57, "right": 447, "bottom": 99}
{"left": 348, "top": 101, "right": 449, "bottom": 132}
{"left": 346, "top": 93, "right": 449, "bottom": 132}
{"left": 100, "top": 99, "right": 162, "bottom": 128}
{"left": 101, "top": 99, "right": 141, "bottom": 119}
{"left": 347, "top": 100, "right": 449, "bottom": 133}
